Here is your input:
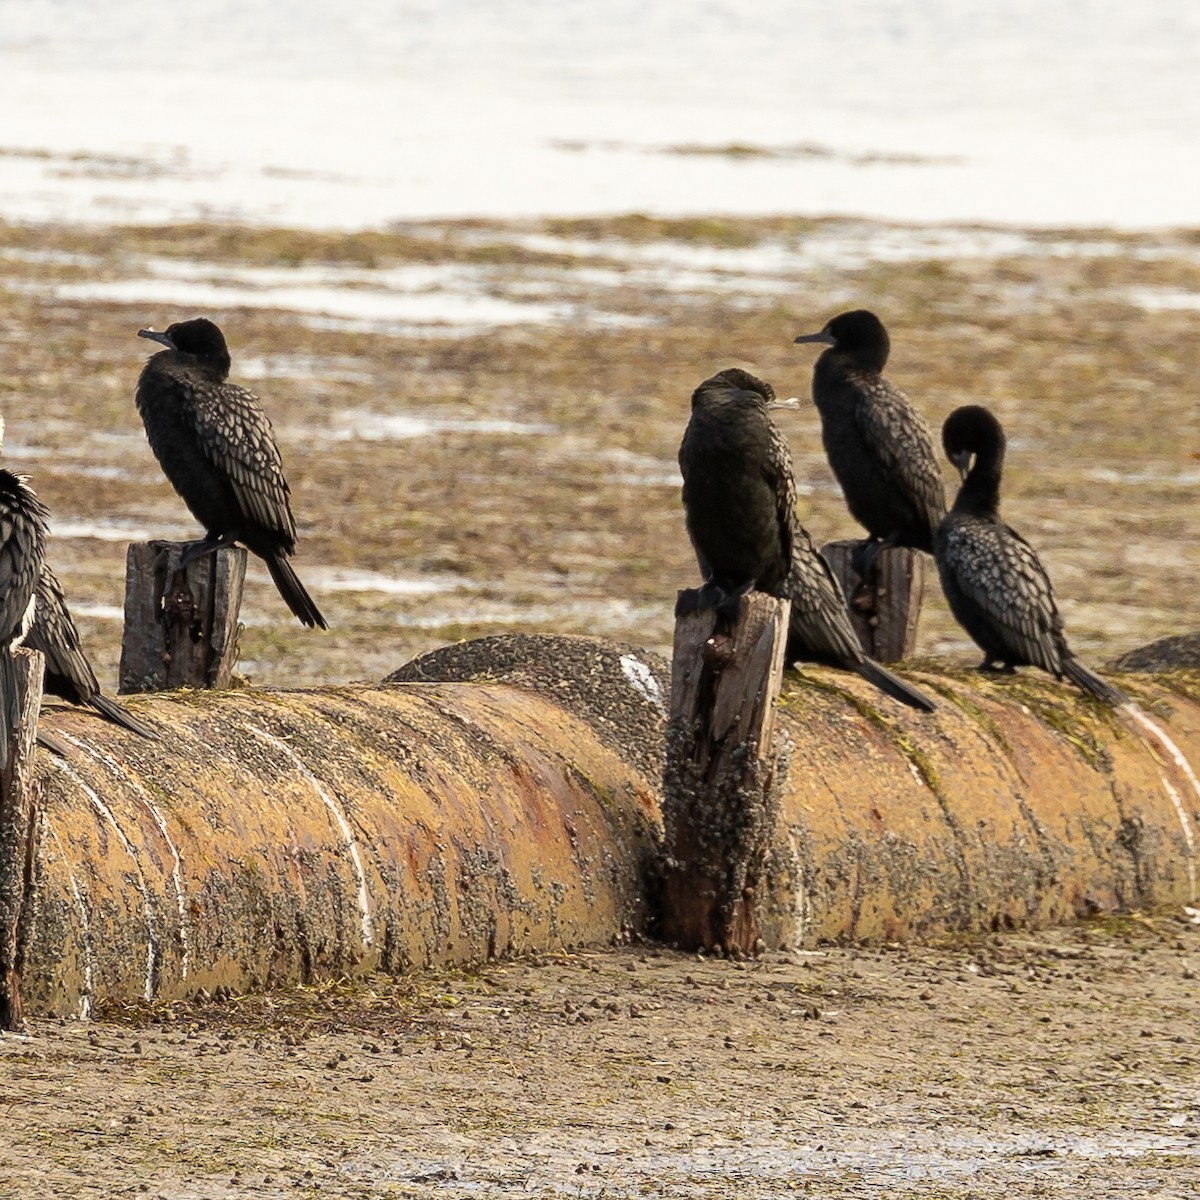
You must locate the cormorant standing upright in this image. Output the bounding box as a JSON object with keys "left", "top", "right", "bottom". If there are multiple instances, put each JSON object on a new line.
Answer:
{"left": 678, "top": 369, "right": 935, "bottom": 712}
{"left": 935, "top": 404, "right": 1126, "bottom": 706}
{"left": 26, "top": 564, "right": 157, "bottom": 738}
{"left": 793, "top": 310, "right": 945, "bottom": 562}
{"left": 136, "top": 319, "right": 327, "bottom": 629}
{"left": 0, "top": 417, "right": 49, "bottom": 768}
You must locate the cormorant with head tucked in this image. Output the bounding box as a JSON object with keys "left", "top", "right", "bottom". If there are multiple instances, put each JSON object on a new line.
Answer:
{"left": 793, "top": 310, "right": 945, "bottom": 566}
{"left": 935, "top": 404, "right": 1125, "bottom": 706}
{"left": 678, "top": 369, "right": 935, "bottom": 712}
{"left": 136, "top": 318, "right": 327, "bottom": 629}
{"left": 0, "top": 417, "right": 49, "bottom": 768}
{"left": 26, "top": 564, "right": 157, "bottom": 738}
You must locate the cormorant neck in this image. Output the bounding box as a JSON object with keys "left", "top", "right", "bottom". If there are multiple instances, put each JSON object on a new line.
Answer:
{"left": 954, "top": 449, "right": 1003, "bottom": 516}
{"left": 183, "top": 350, "right": 231, "bottom": 381}
{"left": 820, "top": 343, "right": 887, "bottom": 376}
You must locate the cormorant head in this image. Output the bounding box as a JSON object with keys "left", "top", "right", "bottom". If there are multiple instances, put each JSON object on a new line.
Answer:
{"left": 942, "top": 404, "right": 1006, "bottom": 482}
{"left": 138, "top": 318, "right": 232, "bottom": 377}
{"left": 794, "top": 309, "right": 890, "bottom": 371}
{"left": 692, "top": 367, "right": 775, "bottom": 408}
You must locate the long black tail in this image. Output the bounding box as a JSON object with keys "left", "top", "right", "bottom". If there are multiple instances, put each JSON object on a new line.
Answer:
{"left": 265, "top": 552, "right": 328, "bottom": 630}
{"left": 855, "top": 658, "right": 938, "bottom": 713}
{"left": 1063, "top": 656, "right": 1127, "bottom": 708}
{"left": 89, "top": 692, "right": 158, "bottom": 740}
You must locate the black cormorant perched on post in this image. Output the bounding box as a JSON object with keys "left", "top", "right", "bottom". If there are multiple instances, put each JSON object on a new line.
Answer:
{"left": 678, "top": 369, "right": 935, "bottom": 712}
{"left": 26, "top": 564, "right": 157, "bottom": 739}
{"left": 136, "top": 318, "right": 327, "bottom": 629}
{"left": 935, "top": 404, "right": 1126, "bottom": 706}
{"left": 793, "top": 310, "right": 945, "bottom": 564}
{"left": 0, "top": 417, "right": 49, "bottom": 768}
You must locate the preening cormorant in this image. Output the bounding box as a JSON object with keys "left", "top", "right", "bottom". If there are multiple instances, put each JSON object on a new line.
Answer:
{"left": 793, "top": 310, "right": 945, "bottom": 561}
{"left": 136, "top": 318, "right": 327, "bottom": 629}
{"left": 935, "top": 404, "right": 1126, "bottom": 706}
{"left": 26, "top": 564, "right": 157, "bottom": 739}
{"left": 678, "top": 369, "right": 936, "bottom": 713}
{"left": 0, "top": 417, "right": 49, "bottom": 768}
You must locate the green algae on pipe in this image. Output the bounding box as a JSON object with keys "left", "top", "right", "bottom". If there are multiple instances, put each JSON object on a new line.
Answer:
{"left": 761, "top": 668, "right": 1199, "bottom": 948}
{"left": 13, "top": 633, "right": 1200, "bottom": 1017}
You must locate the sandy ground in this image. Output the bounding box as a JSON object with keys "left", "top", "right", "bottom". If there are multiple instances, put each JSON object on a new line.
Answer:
{"left": 2, "top": 915, "right": 1197, "bottom": 1199}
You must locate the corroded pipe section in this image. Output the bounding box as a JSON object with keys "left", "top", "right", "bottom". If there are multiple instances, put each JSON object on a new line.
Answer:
{"left": 762, "top": 669, "right": 1200, "bottom": 946}
{"left": 15, "top": 633, "right": 1200, "bottom": 1016}
{"left": 26, "top": 670, "right": 663, "bottom": 1017}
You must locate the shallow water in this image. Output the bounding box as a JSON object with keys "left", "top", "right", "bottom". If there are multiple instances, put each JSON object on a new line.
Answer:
{"left": 1, "top": 1, "right": 1196, "bottom": 229}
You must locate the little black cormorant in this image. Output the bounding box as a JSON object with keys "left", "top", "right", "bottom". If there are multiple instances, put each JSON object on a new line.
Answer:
{"left": 793, "top": 310, "right": 945, "bottom": 562}
{"left": 935, "top": 405, "right": 1126, "bottom": 706}
{"left": 136, "top": 319, "right": 327, "bottom": 629}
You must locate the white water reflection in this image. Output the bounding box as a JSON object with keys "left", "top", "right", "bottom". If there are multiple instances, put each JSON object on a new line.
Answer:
{"left": 51, "top": 519, "right": 161, "bottom": 542}
{"left": 306, "top": 568, "right": 458, "bottom": 596}
{"left": 40, "top": 272, "right": 568, "bottom": 330}
{"left": 1127, "top": 287, "right": 1200, "bottom": 312}
{"left": 325, "top": 411, "right": 557, "bottom": 441}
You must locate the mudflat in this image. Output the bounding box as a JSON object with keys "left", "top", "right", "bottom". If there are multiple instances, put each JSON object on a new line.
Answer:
{"left": 3, "top": 215, "right": 1196, "bottom": 688}
{"left": 1, "top": 916, "right": 1196, "bottom": 1198}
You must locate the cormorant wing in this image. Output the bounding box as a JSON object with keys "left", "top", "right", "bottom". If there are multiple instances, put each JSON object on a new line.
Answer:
{"left": 25, "top": 563, "right": 101, "bottom": 701}
{"left": 851, "top": 375, "right": 946, "bottom": 524}
{"left": 941, "top": 517, "right": 1065, "bottom": 673}
{"left": 0, "top": 472, "right": 48, "bottom": 644}
{"left": 784, "top": 524, "right": 865, "bottom": 664}
{"left": 182, "top": 380, "right": 299, "bottom": 545}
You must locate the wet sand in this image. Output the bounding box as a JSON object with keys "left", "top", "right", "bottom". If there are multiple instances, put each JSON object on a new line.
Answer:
{"left": 2, "top": 916, "right": 1197, "bottom": 1198}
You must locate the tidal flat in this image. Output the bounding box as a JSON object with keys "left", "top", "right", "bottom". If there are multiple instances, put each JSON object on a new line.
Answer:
{"left": 2, "top": 214, "right": 1197, "bottom": 689}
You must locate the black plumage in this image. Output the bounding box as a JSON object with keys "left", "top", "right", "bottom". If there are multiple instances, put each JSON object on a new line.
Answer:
{"left": 678, "top": 369, "right": 935, "bottom": 712}
{"left": 678, "top": 369, "right": 794, "bottom": 612}
{"left": 26, "top": 564, "right": 157, "bottom": 739}
{"left": 0, "top": 418, "right": 50, "bottom": 768}
{"left": 136, "top": 318, "right": 327, "bottom": 629}
{"left": 935, "top": 405, "right": 1126, "bottom": 707}
{"left": 793, "top": 310, "right": 945, "bottom": 557}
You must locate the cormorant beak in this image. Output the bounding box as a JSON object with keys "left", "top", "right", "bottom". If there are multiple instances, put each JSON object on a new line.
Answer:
{"left": 949, "top": 449, "right": 972, "bottom": 482}
{"left": 767, "top": 397, "right": 801, "bottom": 411}
{"left": 137, "top": 328, "right": 176, "bottom": 350}
{"left": 793, "top": 330, "right": 836, "bottom": 346}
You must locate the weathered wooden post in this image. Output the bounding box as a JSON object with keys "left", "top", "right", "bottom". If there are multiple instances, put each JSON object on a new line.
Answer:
{"left": 661, "top": 592, "right": 791, "bottom": 956}
{"left": 820, "top": 540, "right": 926, "bottom": 663}
{"left": 0, "top": 648, "right": 44, "bottom": 1030}
{"left": 119, "top": 541, "right": 247, "bottom": 694}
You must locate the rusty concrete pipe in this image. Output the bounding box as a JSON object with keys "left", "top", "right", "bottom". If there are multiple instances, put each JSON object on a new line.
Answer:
{"left": 761, "top": 669, "right": 1199, "bottom": 948}
{"left": 25, "top": 659, "right": 665, "bottom": 1017}
{"left": 12, "top": 634, "right": 1200, "bottom": 1016}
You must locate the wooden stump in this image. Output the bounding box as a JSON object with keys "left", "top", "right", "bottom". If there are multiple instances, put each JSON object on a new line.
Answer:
{"left": 820, "top": 540, "right": 925, "bottom": 663}
{"left": 119, "top": 542, "right": 247, "bottom": 694}
{"left": 0, "top": 648, "right": 44, "bottom": 1031}
{"left": 661, "top": 591, "right": 791, "bottom": 956}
